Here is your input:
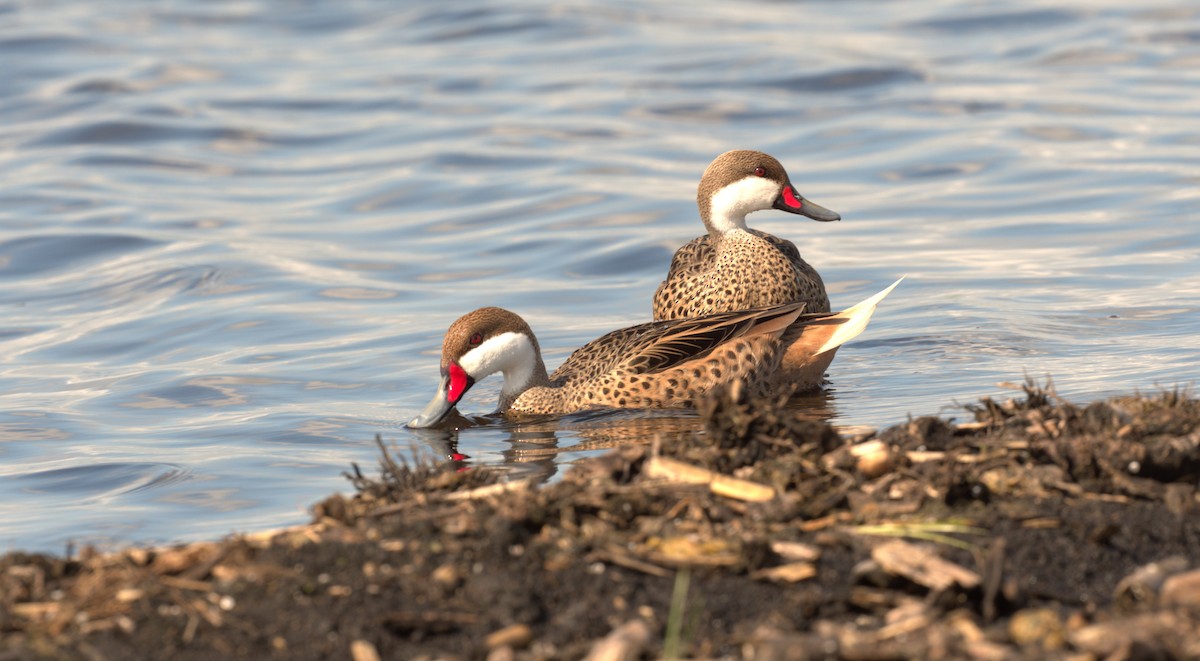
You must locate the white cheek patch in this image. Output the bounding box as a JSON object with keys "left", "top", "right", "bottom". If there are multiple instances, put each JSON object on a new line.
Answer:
{"left": 459, "top": 332, "right": 527, "bottom": 376}
{"left": 708, "top": 176, "right": 780, "bottom": 233}
{"left": 460, "top": 332, "right": 539, "bottom": 400}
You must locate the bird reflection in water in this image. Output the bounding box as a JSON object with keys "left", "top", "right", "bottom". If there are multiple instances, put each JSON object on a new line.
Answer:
{"left": 401, "top": 387, "right": 843, "bottom": 484}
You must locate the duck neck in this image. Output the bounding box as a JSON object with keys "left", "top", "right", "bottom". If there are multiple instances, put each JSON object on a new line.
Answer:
{"left": 707, "top": 211, "right": 749, "bottom": 240}
{"left": 497, "top": 352, "right": 549, "bottom": 411}
{"left": 699, "top": 194, "right": 748, "bottom": 239}
{"left": 699, "top": 175, "right": 782, "bottom": 239}
{"left": 700, "top": 182, "right": 763, "bottom": 238}
{"left": 460, "top": 331, "right": 550, "bottom": 412}
{"left": 492, "top": 333, "right": 550, "bottom": 411}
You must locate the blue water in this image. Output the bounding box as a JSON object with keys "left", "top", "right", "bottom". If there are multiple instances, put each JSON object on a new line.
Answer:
{"left": 2, "top": 0, "right": 1198, "bottom": 552}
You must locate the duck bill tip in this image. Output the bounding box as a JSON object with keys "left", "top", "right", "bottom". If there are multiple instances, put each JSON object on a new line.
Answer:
{"left": 773, "top": 187, "right": 841, "bottom": 222}
{"left": 407, "top": 376, "right": 456, "bottom": 429}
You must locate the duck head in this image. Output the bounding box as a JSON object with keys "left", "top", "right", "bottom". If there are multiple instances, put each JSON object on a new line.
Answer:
{"left": 697, "top": 149, "right": 840, "bottom": 237}
{"left": 408, "top": 307, "right": 549, "bottom": 428}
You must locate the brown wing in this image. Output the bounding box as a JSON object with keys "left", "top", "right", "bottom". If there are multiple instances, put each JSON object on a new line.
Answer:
{"left": 549, "top": 320, "right": 675, "bottom": 384}
{"left": 552, "top": 302, "right": 805, "bottom": 383}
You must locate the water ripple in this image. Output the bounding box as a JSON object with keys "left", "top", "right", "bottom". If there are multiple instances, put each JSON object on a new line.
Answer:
{"left": 910, "top": 9, "right": 1077, "bottom": 33}
{"left": 1, "top": 0, "right": 1198, "bottom": 553}
{"left": 759, "top": 68, "right": 925, "bottom": 93}
{"left": 12, "top": 463, "right": 192, "bottom": 501}
{"left": 0, "top": 234, "right": 160, "bottom": 278}
{"left": 0, "top": 33, "right": 97, "bottom": 54}
{"left": 27, "top": 120, "right": 257, "bottom": 147}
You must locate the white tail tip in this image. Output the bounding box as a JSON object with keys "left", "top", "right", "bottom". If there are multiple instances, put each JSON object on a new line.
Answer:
{"left": 815, "top": 276, "right": 905, "bottom": 355}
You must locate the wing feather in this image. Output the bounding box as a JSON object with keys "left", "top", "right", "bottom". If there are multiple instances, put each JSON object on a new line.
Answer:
{"left": 623, "top": 302, "right": 804, "bottom": 374}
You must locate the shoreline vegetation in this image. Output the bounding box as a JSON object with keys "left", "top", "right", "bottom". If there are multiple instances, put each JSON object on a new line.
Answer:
{"left": 4, "top": 381, "right": 1200, "bottom": 660}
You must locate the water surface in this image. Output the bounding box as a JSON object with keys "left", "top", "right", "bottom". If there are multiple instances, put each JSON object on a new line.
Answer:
{"left": 2, "top": 0, "right": 1198, "bottom": 552}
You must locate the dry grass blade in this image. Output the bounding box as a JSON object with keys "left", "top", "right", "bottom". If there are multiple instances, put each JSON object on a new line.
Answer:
{"left": 850, "top": 520, "right": 987, "bottom": 552}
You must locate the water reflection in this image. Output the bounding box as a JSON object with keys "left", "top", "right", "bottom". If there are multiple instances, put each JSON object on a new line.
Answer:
{"left": 402, "top": 389, "right": 845, "bottom": 484}
{"left": 406, "top": 409, "right": 700, "bottom": 484}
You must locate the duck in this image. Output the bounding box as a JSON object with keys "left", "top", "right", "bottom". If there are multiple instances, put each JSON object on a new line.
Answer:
{"left": 407, "top": 279, "right": 900, "bottom": 428}
{"left": 652, "top": 149, "right": 843, "bottom": 386}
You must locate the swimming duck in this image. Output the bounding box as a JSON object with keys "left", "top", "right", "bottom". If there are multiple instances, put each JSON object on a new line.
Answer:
{"left": 407, "top": 280, "right": 900, "bottom": 428}
{"left": 652, "top": 149, "right": 843, "bottom": 386}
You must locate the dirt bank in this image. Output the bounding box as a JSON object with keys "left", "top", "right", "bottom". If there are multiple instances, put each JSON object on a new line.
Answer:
{"left": 4, "top": 382, "right": 1200, "bottom": 660}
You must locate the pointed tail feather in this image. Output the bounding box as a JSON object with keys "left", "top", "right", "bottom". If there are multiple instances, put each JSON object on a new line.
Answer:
{"left": 782, "top": 277, "right": 904, "bottom": 358}
{"left": 814, "top": 277, "right": 904, "bottom": 355}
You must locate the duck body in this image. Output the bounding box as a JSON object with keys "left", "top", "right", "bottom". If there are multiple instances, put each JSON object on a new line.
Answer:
{"left": 653, "top": 149, "right": 841, "bottom": 387}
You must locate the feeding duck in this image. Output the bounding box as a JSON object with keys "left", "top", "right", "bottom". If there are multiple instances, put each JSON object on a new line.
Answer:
{"left": 407, "top": 279, "right": 900, "bottom": 428}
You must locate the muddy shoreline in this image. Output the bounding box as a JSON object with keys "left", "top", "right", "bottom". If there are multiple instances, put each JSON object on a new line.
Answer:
{"left": 4, "top": 382, "right": 1200, "bottom": 660}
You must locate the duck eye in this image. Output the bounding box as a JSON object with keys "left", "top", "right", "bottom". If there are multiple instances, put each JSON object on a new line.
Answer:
{"left": 469, "top": 333, "right": 483, "bottom": 346}
{"left": 753, "top": 166, "right": 766, "bottom": 177}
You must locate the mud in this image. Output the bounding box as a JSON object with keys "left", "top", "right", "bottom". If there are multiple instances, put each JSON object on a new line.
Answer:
{"left": 4, "top": 382, "right": 1200, "bottom": 660}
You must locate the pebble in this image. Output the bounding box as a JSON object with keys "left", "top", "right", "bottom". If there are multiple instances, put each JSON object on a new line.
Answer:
{"left": 350, "top": 639, "right": 380, "bottom": 661}
{"left": 431, "top": 563, "right": 460, "bottom": 586}
{"left": 1008, "top": 608, "right": 1064, "bottom": 649}
{"left": 1161, "top": 568, "right": 1200, "bottom": 608}
{"left": 485, "top": 623, "right": 533, "bottom": 649}
{"left": 115, "top": 588, "right": 144, "bottom": 603}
